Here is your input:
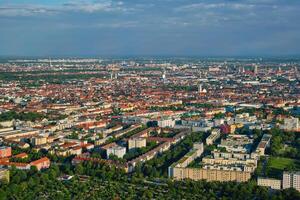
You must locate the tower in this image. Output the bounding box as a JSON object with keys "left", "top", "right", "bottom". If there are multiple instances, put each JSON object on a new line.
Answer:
{"left": 198, "top": 84, "right": 202, "bottom": 93}
{"left": 110, "top": 71, "right": 114, "bottom": 80}
{"left": 198, "top": 70, "right": 203, "bottom": 94}
{"left": 49, "top": 57, "right": 52, "bottom": 68}
{"left": 254, "top": 64, "right": 258, "bottom": 74}
{"left": 162, "top": 68, "right": 166, "bottom": 82}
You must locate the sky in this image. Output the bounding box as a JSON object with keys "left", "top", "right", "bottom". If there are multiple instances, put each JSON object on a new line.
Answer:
{"left": 0, "top": 0, "right": 300, "bottom": 57}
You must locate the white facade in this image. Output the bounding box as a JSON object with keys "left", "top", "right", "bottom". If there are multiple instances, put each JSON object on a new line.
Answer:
{"left": 107, "top": 146, "right": 126, "bottom": 159}
{"left": 206, "top": 129, "right": 221, "bottom": 145}
{"left": 157, "top": 118, "right": 175, "bottom": 128}
{"left": 283, "top": 171, "right": 300, "bottom": 191}
{"left": 257, "top": 177, "right": 281, "bottom": 190}
{"left": 128, "top": 137, "right": 147, "bottom": 150}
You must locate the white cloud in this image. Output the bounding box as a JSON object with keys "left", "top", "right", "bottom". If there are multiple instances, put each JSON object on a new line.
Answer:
{"left": 0, "top": 5, "right": 56, "bottom": 16}
{"left": 62, "top": 1, "right": 129, "bottom": 13}
{"left": 0, "top": 1, "right": 131, "bottom": 16}
{"left": 175, "top": 3, "right": 258, "bottom": 12}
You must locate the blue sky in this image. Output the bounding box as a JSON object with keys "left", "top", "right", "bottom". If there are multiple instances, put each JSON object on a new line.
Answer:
{"left": 0, "top": 0, "right": 300, "bottom": 57}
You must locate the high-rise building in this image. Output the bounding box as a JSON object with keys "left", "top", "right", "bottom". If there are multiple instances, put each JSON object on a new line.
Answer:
{"left": 31, "top": 136, "right": 47, "bottom": 146}
{"left": 254, "top": 64, "right": 258, "bottom": 74}
{"left": 283, "top": 171, "right": 300, "bottom": 191}
{"left": 162, "top": 69, "right": 167, "bottom": 82}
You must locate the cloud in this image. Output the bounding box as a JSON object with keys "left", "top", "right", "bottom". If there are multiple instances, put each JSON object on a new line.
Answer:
{"left": 175, "top": 2, "right": 260, "bottom": 12}
{"left": 0, "top": 5, "right": 56, "bottom": 16}
{"left": 56, "top": 20, "right": 139, "bottom": 29}
{"left": 172, "top": 0, "right": 300, "bottom": 27}
{"left": 0, "top": 0, "right": 132, "bottom": 16}
{"left": 62, "top": 1, "right": 130, "bottom": 13}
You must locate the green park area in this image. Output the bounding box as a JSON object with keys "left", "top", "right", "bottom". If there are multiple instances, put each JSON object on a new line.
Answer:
{"left": 266, "top": 157, "right": 300, "bottom": 179}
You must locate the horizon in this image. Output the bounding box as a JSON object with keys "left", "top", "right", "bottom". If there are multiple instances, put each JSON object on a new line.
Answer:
{"left": 1, "top": 54, "right": 300, "bottom": 60}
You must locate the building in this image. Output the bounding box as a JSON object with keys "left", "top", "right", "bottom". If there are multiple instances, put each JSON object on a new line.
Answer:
{"left": 169, "top": 129, "right": 267, "bottom": 183}
{"left": 0, "top": 168, "right": 9, "bottom": 183}
{"left": 157, "top": 118, "right": 175, "bottom": 128}
{"left": 283, "top": 171, "right": 300, "bottom": 191}
{"left": 175, "top": 143, "right": 204, "bottom": 168}
{"left": 30, "top": 157, "right": 51, "bottom": 171}
{"left": 0, "top": 162, "right": 30, "bottom": 170}
{"left": 281, "top": 117, "right": 299, "bottom": 131}
{"left": 170, "top": 167, "right": 251, "bottom": 182}
{"left": 0, "top": 146, "right": 12, "bottom": 158}
{"left": 218, "top": 135, "right": 253, "bottom": 153}
{"left": 107, "top": 145, "right": 126, "bottom": 159}
{"left": 69, "top": 146, "right": 82, "bottom": 156}
{"left": 13, "top": 153, "right": 28, "bottom": 159}
{"left": 206, "top": 129, "right": 221, "bottom": 145}
{"left": 255, "top": 134, "right": 272, "bottom": 156}
{"left": 31, "top": 136, "right": 47, "bottom": 146}
{"left": 128, "top": 137, "right": 147, "bottom": 150}
{"left": 202, "top": 151, "right": 257, "bottom": 173}
{"left": 257, "top": 177, "right": 282, "bottom": 190}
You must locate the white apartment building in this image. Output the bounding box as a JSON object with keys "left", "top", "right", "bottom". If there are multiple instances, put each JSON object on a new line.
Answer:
{"left": 257, "top": 177, "right": 282, "bottom": 190}
{"left": 283, "top": 171, "right": 300, "bottom": 191}
{"left": 206, "top": 129, "right": 221, "bottom": 145}
{"left": 107, "top": 146, "right": 126, "bottom": 159}
{"left": 157, "top": 118, "right": 175, "bottom": 128}
{"left": 128, "top": 137, "right": 147, "bottom": 150}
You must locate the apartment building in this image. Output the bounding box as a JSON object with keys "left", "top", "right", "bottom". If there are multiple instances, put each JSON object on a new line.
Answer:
{"left": 157, "top": 118, "right": 176, "bottom": 128}
{"left": 31, "top": 136, "right": 47, "bottom": 146}
{"left": 206, "top": 129, "right": 221, "bottom": 145}
{"left": 30, "top": 157, "right": 51, "bottom": 171}
{"left": 283, "top": 171, "right": 300, "bottom": 191}
{"left": 175, "top": 143, "right": 204, "bottom": 168}
{"left": 255, "top": 134, "right": 272, "bottom": 156}
{"left": 257, "top": 177, "right": 282, "bottom": 190}
{"left": 170, "top": 167, "right": 251, "bottom": 182}
{"left": 128, "top": 137, "right": 146, "bottom": 150}
{"left": 107, "top": 145, "right": 126, "bottom": 159}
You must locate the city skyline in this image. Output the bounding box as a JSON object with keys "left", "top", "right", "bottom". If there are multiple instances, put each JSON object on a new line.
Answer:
{"left": 1, "top": 0, "right": 300, "bottom": 57}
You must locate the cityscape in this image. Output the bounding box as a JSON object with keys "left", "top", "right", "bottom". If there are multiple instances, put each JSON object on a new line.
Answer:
{"left": 0, "top": 0, "right": 300, "bottom": 200}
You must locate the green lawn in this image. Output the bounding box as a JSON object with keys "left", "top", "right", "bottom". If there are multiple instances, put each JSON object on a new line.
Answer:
{"left": 266, "top": 157, "right": 300, "bottom": 178}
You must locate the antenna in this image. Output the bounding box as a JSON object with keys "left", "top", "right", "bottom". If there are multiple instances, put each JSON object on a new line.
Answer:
{"left": 49, "top": 57, "right": 52, "bottom": 68}
{"left": 198, "top": 69, "right": 202, "bottom": 93}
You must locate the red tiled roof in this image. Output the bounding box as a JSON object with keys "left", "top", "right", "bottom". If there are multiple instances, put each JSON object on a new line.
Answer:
{"left": 30, "top": 157, "right": 50, "bottom": 165}
{"left": 13, "top": 153, "right": 28, "bottom": 158}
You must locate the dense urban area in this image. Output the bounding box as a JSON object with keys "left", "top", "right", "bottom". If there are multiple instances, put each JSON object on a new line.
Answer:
{"left": 0, "top": 57, "right": 299, "bottom": 199}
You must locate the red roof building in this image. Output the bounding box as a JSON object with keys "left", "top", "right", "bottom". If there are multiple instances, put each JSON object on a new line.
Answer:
{"left": 30, "top": 157, "right": 51, "bottom": 171}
